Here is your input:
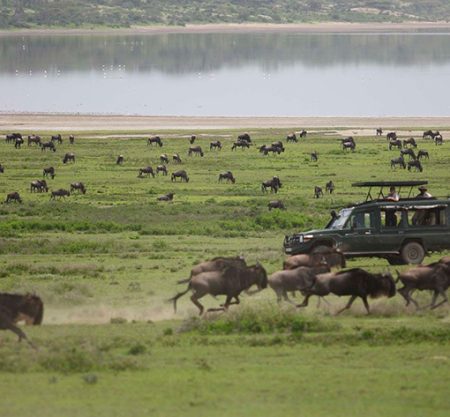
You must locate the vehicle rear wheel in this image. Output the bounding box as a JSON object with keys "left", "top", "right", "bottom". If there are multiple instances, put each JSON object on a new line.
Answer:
{"left": 401, "top": 242, "right": 425, "bottom": 264}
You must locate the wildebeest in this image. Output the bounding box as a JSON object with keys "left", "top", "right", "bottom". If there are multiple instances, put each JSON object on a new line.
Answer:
{"left": 0, "top": 164, "right": 4, "bottom": 173}
{"left": 268, "top": 200, "right": 286, "bottom": 210}
{"left": 434, "top": 134, "right": 443, "bottom": 145}
{"left": 169, "top": 263, "right": 267, "bottom": 315}
{"left": 407, "top": 160, "right": 423, "bottom": 172}
{"left": 5, "top": 192, "right": 22, "bottom": 203}
{"left": 376, "top": 128, "right": 383, "bottom": 136}
{"left": 401, "top": 148, "right": 416, "bottom": 160}
{"left": 325, "top": 180, "right": 335, "bottom": 194}
{"left": 173, "top": 153, "right": 182, "bottom": 163}
{"left": 70, "top": 182, "right": 86, "bottom": 194}
{"left": 283, "top": 249, "right": 346, "bottom": 270}
{"left": 63, "top": 153, "right": 75, "bottom": 164}
{"left": 51, "top": 134, "right": 62, "bottom": 144}
{"left": 30, "top": 179, "right": 48, "bottom": 193}
{"left": 299, "top": 130, "right": 307, "bottom": 138}
{"left": 157, "top": 192, "right": 174, "bottom": 202}
{"left": 261, "top": 176, "right": 282, "bottom": 193}
{"left": 188, "top": 146, "right": 204, "bottom": 157}
{"left": 189, "top": 135, "right": 196, "bottom": 144}
{"left": 147, "top": 136, "right": 163, "bottom": 147}
{"left": 171, "top": 170, "right": 189, "bottom": 182}
{"left": 261, "top": 145, "right": 283, "bottom": 155}
{"left": 286, "top": 133, "right": 297, "bottom": 143}
{"left": 341, "top": 136, "right": 355, "bottom": 146}
{"left": 298, "top": 268, "right": 396, "bottom": 314}
{"left": 271, "top": 141, "right": 285, "bottom": 152}
{"left": 386, "top": 132, "right": 397, "bottom": 141}
{"left": 69, "top": 135, "right": 75, "bottom": 144}
{"left": 116, "top": 155, "right": 124, "bottom": 165}
{"left": 310, "top": 151, "right": 318, "bottom": 161}
{"left": 40, "top": 141, "right": 56, "bottom": 152}
{"left": 5, "top": 133, "right": 22, "bottom": 143}
{"left": 210, "top": 141, "right": 222, "bottom": 150}
{"left": 231, "top": 140, "right": 250, "bottom": 151}
{"left": 396, "top": 263, "right": 450, "bottom": 309}
{"left": 156, "top": 165, "right": 168, "bottom": 176}
{"left": 423, "top": 130, "right": 439, "bottom": 140}
{"left": 314, "top": 186, "right": 324, "bottom": 198}
{"left": 50, "top": 189, "right": 70, "bottom": 199}
{"left": 403, "top": 137, "right": 417, "bottom": 148}
{"left": 218, "top": 171, "right": 236, "bottom": 184}
{"left": 390, "top": 155, "right": 406, "bottom": 169}
{"left": 138, "top": 166, "right": 155, "bottom": 178}
{"left": 417, "top": 150, "right": 429, "bottom": 160}
{"left": 27, "top": 135, "right": 41, "bottom": 146}
{"left": 43, "top": 166, "right": 55, "bottom": 179}
{"left": 238, "top": 133, "right": 251, "bottom": 143}
{"left": 389, "top": 139, "right": 402, "bottom": 150}
{"left": 160, "top": 154, "right": 169, "bottom": 164}
{"left": 14, "top": 137, "right": 24, "bottom": 148}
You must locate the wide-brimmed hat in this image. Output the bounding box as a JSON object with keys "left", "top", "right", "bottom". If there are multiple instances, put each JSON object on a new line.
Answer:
{"left": 418, "top": 185, "right": 428, "bottom": 191}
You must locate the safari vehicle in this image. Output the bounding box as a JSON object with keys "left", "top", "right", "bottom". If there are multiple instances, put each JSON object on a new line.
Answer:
{"left": 283, "top": 181, "right": 450, "bottom": 265}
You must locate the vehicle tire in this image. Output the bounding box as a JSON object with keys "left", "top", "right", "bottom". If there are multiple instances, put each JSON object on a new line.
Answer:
{"left": 386, "top": 255, "right": 405, "bottom": 265}
{"left": 400, "top": 242, "right": 425, "bottom": 264}
{"left": 311, "top": 245, "right": 331, "bottom": 254}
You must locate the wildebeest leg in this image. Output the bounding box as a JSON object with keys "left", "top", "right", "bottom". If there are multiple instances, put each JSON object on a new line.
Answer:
{"left": 335, "top": 294, "right": 358, "bottom": 315}
{"left": 296, "top": 294, "right": 311, "bottom": 308}
{"left": 282, "top": 290, "right": 296, "bottom": 305}
{"left": 398, "top": 286, "right": 419, "bottom": 308}
{"left": 191, "top": 294, "right": 205, "bottom": 316}
{"left": 0, "top": 315, "right": 36, "bottom": 349}
{"left": 430, "top": 290, "right": 448, "bottom": 310}
{"left": 361, "top": 296, "right": 370, "bottom": 314}
{"left": 207, "top": 295, "right": 233, "bottom": 313}
{"left": 168, "top": 285, "right": 191, "bottom": 313}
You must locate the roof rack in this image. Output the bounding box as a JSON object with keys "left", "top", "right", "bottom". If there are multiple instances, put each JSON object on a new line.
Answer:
{"left": 352, "top": 180, "right": 428, "bottom": 201}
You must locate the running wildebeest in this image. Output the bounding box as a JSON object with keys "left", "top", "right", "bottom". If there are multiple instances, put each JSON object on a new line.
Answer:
{"left": 283, "top": 249, "right": 346, "bottom": 270}
{"left": 218, "top": 171, "right": 236, "bottom": 184}
{"left": 268, "top": 200, "right": 285, "bottom": 210}
{"left": 210, "top": 140, "right": 222, "bottom": 150}
{"left": 0, "top": 164, "right": 4, "bottom": 173}
{"left": 173, "top": 153, "right": 182, "bottom": 163}
{"left": 417, "top": 150, "right": 429, "bottom": 160}
{"left": 171, "top": 170, "right": 189, "bottom": 182}
{"left": 157, "top": 192, "right": 174, "bottom": 202}
{"left": 70, "top": 182, "right": 86, "bottom": 194}
{"left": 310, "top": 151, "right": 318, "bottom": 161}
{"left": 30, "top": 180, "right": 48, "bottom": 193}
{"left": 386, "top": 132, "right": 397, "bottom": 141}
{"left": 50, "top": 189, "right": 70, "bottom": 199}
{"left": 188, "top": 146, "right": 204, "bottom": 157}
{"left": 63, "top": 153, "right": 75, "bottom": 164}
{"left": 189, "top": 135, "right": 196, "bottom": 145}
{"left": 403, "top": 137, "right": 417, "bottom": 148}
{"left": 407, "top": 160, "right": 423, "bottom": 172}
{"left": 238, "top": 133, "right": 251, "bottom": 143}
{"left": 40, "top": 141, "right": 56, "bottom": 152}
{"left": 27, "top": 135, "right": 41, "bottom": 146}
{"left": 169, "top": 263, "right": 267, "bottom": 315}
{"left": 299, "top": 130, "right": 307, "bottom": 138}
{"left": 390, "top": 155, "right": 406, "bottom": 169}
{"left": 325, "top": 180, "right": 335, "bottom": 194}
{"left": 286, "top": 133, "right": 297, "bottom": 143}
{"left": 14, "top": 137, "right": 24, "bottom": 148}
{"left": 261, "top": 176, "right": 282, "bottom": 193}
{"left": 401, "top": 148, "right": 416, "bottom": 160}
{"left": 231, "top": 140, "right": 250, "bottom": 151}
{"left": 69, "top": 135, "right": 75, "bottom": 144}
{"left": 5, "top": 192, "right": 22, "bottom": 203}
{"left": 396, "top": 263, "right": 450, "bottom": 309}
{"left": 298, "top": 268, "right": 396, "bottom": 314}
{"left": 147, "top": 136, "right": 163, "bottom": 147}
{"left": 314, "top": 186, "right": 324, "bottom": 198}
{"left": 51, "top": 134, "right": 62, "bottom": 144}
{"left": 434, "top": 134, "right": 443, "bottom": 145}
{"left": 376, "top": 128, "right": 383, "bottom": 136}
{"left": 389, "top": 139, "right": 402, "bottom": 150}
{"left": 160, "top": 154, "right": 169, "bottom": 164}
{"left": 116, "top": 155, "right": 124, "bottom": 165}
{"left": 423, "top": 130, "right": 439, "bottom": 140}
{"left": 43, "top": 166, "right": 55, "bottom": 179}
{"left": 156, "top": 165, "right": 168, "bottom": 176}
{"left": 138, "top": 166, "right": 155, "bottom": 178}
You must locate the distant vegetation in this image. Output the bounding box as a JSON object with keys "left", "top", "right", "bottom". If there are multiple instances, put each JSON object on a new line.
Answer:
{"left": 1, "top": 1, "right": 450, "bottom": 29}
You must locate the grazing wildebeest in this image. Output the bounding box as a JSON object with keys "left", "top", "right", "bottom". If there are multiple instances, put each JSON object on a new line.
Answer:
{"left": 69, "top": 135, "right": 75, "bottom": 144}
{"left": 51, "top": 134, "right": 62, "bottom": 144}
{"left": 298, "top": 268, "right": 396, "bottom": 314}
{"left": 238, "top": 133, "right": 251, "bottom": 143}
{"left": 171, "top": 170, "right": 189, "bottom": 182}
{"left": 262, "top": 145, "right": 283, "bottom": 155}
{"left": 116, "top": 155, "right": 124, "bottom": 165}
{"left": 396, "top": 263, "right": 450, "bottom": 309}
{"left": 341, "top": 136, "right": 355, "bottom": 146}
{"left": 403, "top": 137, "right": 417, "bottom": 148}
{"left": 299, "top": 130, "right": 307, "bottom": 138}
{"left": 6, "top": 133, "right": 22, "bottom": 143}
{"left": 169, "top": 263, "right": 267, "bottom": 315}
{"left": 147, "top": 136, "right": 163, "bottom": 147}
{"left": 156, "top": 165, "right": 168, "bottom": 176}
{"left": 70, "top": 182, "right": 86, "bottom": 194}
{"left": 386, "top": 132, "right": 397, "bottom": 141}
{"left": 157, "top": 192, "right": 174, "bottom": 202}
{"left": 325, "top": 180, "right": 335, "bottom": 194}
{"left": 286, "top": 133, "right": 297, "bottom": 143}
{"left": 0, "top": 164, "right": 4, "bottom": 173}
{"left": 388, "top": 139, "right": 402, "bottom": 150}
{"left": 423, "top": 130, "right": 439, "bottom": 140}
{"left": 417, "top": 150, "right": 429, "bottom": 160}
{"left": 189, "top": 135, "right": 196, "bottom": 144}
{"left": 218, "top": 171, "right": 236, "bottom": 184}
{"left": 401, "top": 148, "right": 416, "bottom": 160}
{"left": 314, "top": 186, "right": 324, "bottom": 198}
{"left": 40, "top": 141, "right": 56, "bottom": 152}
{"left": 268, "top": 200, "right": 286, "bottom": 210}
{"left": 30, "top": 180, "right": 48, "bottom": 193}
{"left": 261, "top": 176, "right": 282, "bottom": 193}
{"left": 173, "top": 153, "right": 182, "bottom": 163}
{"left": 160, "top": 154, "right": 169, "bottom": 164}
{"left": 283, "top": 249, "right": 346, "bottom": 270}
{"left": 138, "top": 166, "right": 155, "bottom": 178}
{"left": 50, "top": 189, "right": 70, "bottom": 199}
{"left": 27, "top": 135, "right": 41, "bottom": 146}
{"left": 5, "top": 192, "right": 22, "bottom": 203}
{"left": 231, "top": 140, "right": 250, "bottom": 151}
{"left": 271, "top": 141, "right": 285, "bottom": 152}
{"left": 14, "top": 137, "right": 24, "bottom": 148}
{"left": 434, "top": 134, "right": 443, "bottom": 145}
{"left": 407, "top": 160, "right": 423, "bottom": 172}
{"left": 376, "top": 128, "right": 383, "bottom": 136}
{"left": 188, "top": 146, "right": 204, "bottom": 157}
{"left": 210, "top": 140, "right": 222, "bottom": 150}
{"left": 390, "top": 155, "right": 406, "bottom": 169}
{"left": 63, "top": 152, "right": 75, "bottom": 164}
{"left": 43, "top": 166, "right": 55, "bottom": 179}
{"left": 310, "top": 151, "right": 318, "bottom": 161}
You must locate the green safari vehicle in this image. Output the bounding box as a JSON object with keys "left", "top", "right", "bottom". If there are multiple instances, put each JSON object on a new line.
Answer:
{"left": 283, "top": 181, "right": 450, "bottom": 265}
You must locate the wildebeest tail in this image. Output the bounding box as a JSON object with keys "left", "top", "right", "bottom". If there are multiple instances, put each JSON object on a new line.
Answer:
{"left": 176, "top": 277, "right": 191, "bottom": 285}
{"left": 168, "top": 283, "right": 191, "bottom": 313}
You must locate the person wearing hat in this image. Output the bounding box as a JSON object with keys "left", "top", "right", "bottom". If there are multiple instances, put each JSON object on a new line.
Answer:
{"left": 416, "top": 185, "right": 432, "bottom": 199}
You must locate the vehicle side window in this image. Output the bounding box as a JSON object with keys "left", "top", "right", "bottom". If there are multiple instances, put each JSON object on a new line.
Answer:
{"left": 381, "top": 209, "right": 405, "bottom": 228}
{"left": 345, "top": 212, "right": 374, "bottom": 229}
{"left": 409, "top": 208, "right": 447, "bottom": 226}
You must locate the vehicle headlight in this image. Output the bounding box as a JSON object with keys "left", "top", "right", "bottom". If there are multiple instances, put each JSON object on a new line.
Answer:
{"left": 303, "top": 234, "right": 314, "bottom": 241}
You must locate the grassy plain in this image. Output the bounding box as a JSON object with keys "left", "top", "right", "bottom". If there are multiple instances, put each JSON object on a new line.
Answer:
{"left": 0, "top": 126, "right": 449, "bottom": 416}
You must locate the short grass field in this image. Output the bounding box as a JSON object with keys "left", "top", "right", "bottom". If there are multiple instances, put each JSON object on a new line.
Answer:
{"left": 0, "top": 126, "right": 449, "bottom": 416}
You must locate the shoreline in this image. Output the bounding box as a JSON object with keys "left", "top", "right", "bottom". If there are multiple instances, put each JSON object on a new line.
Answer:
{"left": 1, "top": 22, "right": 450, "bottom": 36}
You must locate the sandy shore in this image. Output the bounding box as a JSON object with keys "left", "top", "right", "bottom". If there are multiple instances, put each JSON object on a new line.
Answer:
{"left": 1, "top": 113, "right": 450, "bottom": 132}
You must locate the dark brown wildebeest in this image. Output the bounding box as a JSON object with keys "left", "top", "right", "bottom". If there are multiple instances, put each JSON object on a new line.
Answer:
{"left": 403, "top": 137, "right": 417, "bottom": 148}
{"left": 173, "top": 153, "right": 182, "bottom": 163}
{"left": 417, "top": 150, "right": 429, "bottom": 160}
{"left": 157, "top": 192, "right": 174, "bottom": 202}
{"left": 63, "top": 152, "right": 75, "bottom": 164}
{"left": 262, "top": 145, "right": 283, "bottom": 155}
{"left": 342, "top": 141, "right": 356, "bottom": 151}
{"left": 434, "top": 134, "right": 443, "bottom": 145}
{"left": 407, "top": 160, "right": 423, "bottom": 172}
{"left": 283, "top": 249, "right": 346, "bottom": 270}
{"left": 310, "top": 151, "right": 318, "bottom": 161}
{"left": 271, "top": 141, "right": 285, "bottom": 152}
{"left": 40, "top": 141, "right": 56, "bottom": 152}
{"left": 14, "top": 137, "right": 24, "bottom": 148}
{"left": 171, "top": 170, "right": 189, "bottom": 182}
{"left": 423, "top": 130, "right": 439, "bottom": 140}
{"left": 390, "top": 155, "right": 406, "bottom": 169}
{"left": 70, "top": 182, "right": 87, "bottom": 194}
{"left": 396, "top": 263, "right": 450, "bottom": 309}
{"left": 325, "top": 180, "right": 335, "bottom": 194}
{"left": 376, "top": 128, "right": 383, "bottom": 136}
{"left": 268, "top": 200, "right": 285, "bottom": 210}
{"left": 299, "top": 130, "right": 307, "bottom": 138}
{"left": 5, "top": 192, "right": 22, "bottom": 203}
{"left": 210, "top": 140, "right": 222, "bottom": 150}
{"left": 261, "top": 176, "right": 282, "bottom": 193}
{"left": 27, "top": 135, "right": 41, "bottom": 146}
{"left": 69, "top": 135, "right": 75, "bottom": 144}
{"left": 138, "top": 166, "right": 155, "bottom": 178}
{"left": 30, "top": 179, "right": 48, "bottom": 193}
{"left": 231, "top": 140, "right": 250, "bottom": 151}
{"left": 386, "top": 131, "right": 397, "bottom": 141}
{"left": 51, "top": 134, "right": 62, "bottom": 144}
{"left": 160, "top": 154, "right": 169, "bottom": 164}
{"left": 238, "top": 133, "right": 251, "bottom": 143}
{"left": 6, "top": 133, "right": 22, "bottom": 143}
{"left": 169, "top": 263, "right": 267, "bottom": 315}
{"left": 156, "top": 165, "right": 168, "bottom": 176}
{"left": 286, "top": 133, "right": 297, "bottom": 143}
{"left": 298, "top": 268, "right": 396, "bottom": 314}
{"left": 314, "top": 186, "right": 324, "bottom": 198}
{"left": 50, "top": 189, "right": 70, "bottom": 199}
{"left": 147, "top": 136, "right": 163, "bottom": 147}
{"left": 389, "top": 139, "right": 402, "bottom": 150}
{"left": 218, "top": 171, "right": 236, "bottom": 184}
{"left": 116, "top": 155, "right": 124, "bottom": 165}
{"left": 43, "top": 166, "right": 55, "bottom": 179}
{"left": 188, "top": 145, "right": 204, "bottom": 157}
{"left": 0, "top": 164, "right": 4, "bottom": 173}
{"left": 401, "top": 148, "right": 416, "bottom": 160}
{"left": 189, "top": 135, "right": 196, "bottom": 144}
{"left": 341, "top": 136, "right": 355, "bottom": 146}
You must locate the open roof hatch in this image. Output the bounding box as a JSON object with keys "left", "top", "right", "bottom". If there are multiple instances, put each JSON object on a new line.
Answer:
{"left": 351, "top": 180, "right": 428, "bottom": 201}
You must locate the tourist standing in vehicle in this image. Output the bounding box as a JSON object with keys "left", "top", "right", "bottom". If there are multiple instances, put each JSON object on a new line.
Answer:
{"left": 416, "top": 185, "right": 432, "bottom": 198}
{"left": 386, "top": 186, "right": 400, "bottom": 202}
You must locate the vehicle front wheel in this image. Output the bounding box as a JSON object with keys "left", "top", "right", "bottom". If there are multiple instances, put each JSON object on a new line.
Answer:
{"left": 400, "top": 242, "right": 425, "bottom": 264}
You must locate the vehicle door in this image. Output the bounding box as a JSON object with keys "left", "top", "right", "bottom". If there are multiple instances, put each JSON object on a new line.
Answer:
{"left": 379, "top": 207, "right": 408, "bottom": 251}
{"left": 340, "top": 210, "right": 381, "bottom": 254}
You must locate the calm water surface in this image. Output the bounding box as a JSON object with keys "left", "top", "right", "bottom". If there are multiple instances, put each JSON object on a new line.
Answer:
{"left": 1, "top": 32, "right": 450, "bottom": 116}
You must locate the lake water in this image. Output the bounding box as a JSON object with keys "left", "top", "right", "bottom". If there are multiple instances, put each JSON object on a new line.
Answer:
{"left": 1, "top": 32, "right": 450, "bottom": 117}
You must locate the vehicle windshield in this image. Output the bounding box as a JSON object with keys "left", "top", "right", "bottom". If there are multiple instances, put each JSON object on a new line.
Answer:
{"left": 327, "top": 208, "right": 353, "bottom": 230}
